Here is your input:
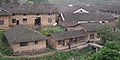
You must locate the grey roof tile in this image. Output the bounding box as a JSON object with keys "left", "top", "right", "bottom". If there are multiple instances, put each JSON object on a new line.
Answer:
{"left": 62, "top": 13, "right": 114, "bottom": 21}
{"left": 51, "top": 30, "right": 87, "bottom": 40}
{"left": 0, "top": 3, "right": 58, "bottom": 15}
{"left": 5, "top": 25, "right": 47, "bottom": 44}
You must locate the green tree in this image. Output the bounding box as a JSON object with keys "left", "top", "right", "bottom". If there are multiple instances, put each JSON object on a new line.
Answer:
{"left": 88, "top": 23, "right": 120, "bottom": 60}
{"left": 88, "top": 47, "right": 120, "bottom": 60}
{"left": 97, "top": 24, "right": 117, "bottom": 45}
{"left": 105, "top": 41, "right": 120, "bottom": 51}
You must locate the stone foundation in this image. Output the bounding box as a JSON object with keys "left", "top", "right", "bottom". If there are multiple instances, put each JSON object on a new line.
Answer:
{"left": 13, "top": 48, "right": 47, "bottom": 56}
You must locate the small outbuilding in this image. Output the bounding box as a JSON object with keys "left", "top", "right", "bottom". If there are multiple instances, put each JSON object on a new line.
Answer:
{"left": 4, "top": 25, "right": 47, "bottom": 52}
{"left": 48, "top": 30, "right": 88, "bottom": 50}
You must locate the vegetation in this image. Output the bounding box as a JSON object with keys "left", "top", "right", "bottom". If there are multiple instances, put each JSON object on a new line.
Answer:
{"left": 32, "top": 46, "right": 93, "bottom": 60}
{"left": 0, "top": 46, "right": 93, "bottom": 60}
{"left": 0, "top": 58, "right": 22, "bottom": 60}
{"left": 86, "top": 24, "right": 120, "bottom": 60}
{"left": 38, "top": 26, "right": 64, "bottom": 36}
{"left": 87, "top": 47, "right": 120, "bottom": 60}
{"left": 97, "top": 24, "right": 118, "bottom": 45}
{"left": 0, "top": 30, "right": 13, "bottom": 55}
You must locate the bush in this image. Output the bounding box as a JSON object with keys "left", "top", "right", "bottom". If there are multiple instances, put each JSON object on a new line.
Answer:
{"left": 97, "top": 24, "right": 118, "bottom": 45}
{"left": 87, "top": 47, "right": 120, "bottom": 60}
{"left": 0, "top": 30, "right": 13, "bottom": 55}
{"left": 33, "top": 47, "right": 93, "bottom": 60}
{"left": 0, "top": 58, "right": 22, "bottom": 60}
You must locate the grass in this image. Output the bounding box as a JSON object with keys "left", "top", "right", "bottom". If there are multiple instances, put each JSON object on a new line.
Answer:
{"left": 37, "top": 26, "right": 65, "bottom": 36}
{"left": 0, "top": 46, "right": 94, "bottom": 60}
{"left": 0, "top": 58, "right": 22, "bottom": 60}
{"left": 32, "top": 46, "right": 93, "bottom": 60}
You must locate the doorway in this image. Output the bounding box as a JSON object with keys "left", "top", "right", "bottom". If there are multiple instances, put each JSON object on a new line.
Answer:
{"left": 16, "top": 20, "right": 19, "bottom": 25}
{"left": 35, "top": 17, "right": 41, "bottom": 26}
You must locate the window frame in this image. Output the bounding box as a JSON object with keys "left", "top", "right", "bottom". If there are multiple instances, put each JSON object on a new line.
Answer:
{"left": 35, "top": 41, "right": 38, "bottom": 45}
{"left": 20, "top": 42, "right": 28, "bottom": 47}
{"left": 0, "top": 20, "right": 4, "bottom": 25}
{"left": 12, "top": 19, "right": 16, "bottom": 23}
{"left": 23, "top": 14, "right": 27, "bottom": 16}
{"left": 12, "top": 14, "right": 15, "bottom": 16}
{"left": 23, "top": 18, "right": 27, "bottom": 23}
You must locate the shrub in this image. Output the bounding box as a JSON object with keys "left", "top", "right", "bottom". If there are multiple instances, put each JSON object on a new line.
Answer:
{"left": 0, "top": 30, "right": 13, "bottom": 55}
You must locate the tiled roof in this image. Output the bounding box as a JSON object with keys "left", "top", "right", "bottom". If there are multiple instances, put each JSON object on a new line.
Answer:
{"left": 5, "top": 25, "right": 47, "bottom": 44}
{"left": 62, "top": 13, "right": 114, "bottom": 21}
{"left": 98, "top": 5, "right": 120, "bottom": 12}
{"left": 55, "top": 4, "right": 99, "bottom": 13}
{"left": 51, "top": 30, "right": 87, "bottom": 40}
{"left": 0, "top": 7, "right": 11, "bottom": 16}
{"left": 0, "top": 3, "right": 58, "bottom": 15}
{"left": 59, "top": 21, "right": 78, "bottom": 27}
{"left": 80, "top": 23, "right": 101, "bottom": 32}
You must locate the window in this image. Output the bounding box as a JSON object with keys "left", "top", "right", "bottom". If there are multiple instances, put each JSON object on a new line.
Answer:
{"left": 49, "top": 13, "right": 52, "bottom": 15}
{"left": 23, "top": 18, "right": 27, "bottom": 23}
{"left": 58, "top": 40, "right": 63, "bottom": 45}
{"left": 12, "top": 14, "right": 15, "bottom": 16}
{"left": 20, "top": 42, "right": 28, "bottom": 46}
{"left": 0, "top": 20, "right": 4, "bottom": 25}
{"left": 48, "top": 18, "right": 52, "bottom": 23}
{"left": 23, "top": 14, "right": 27, "bottom": 16}
{"left": 12, "top": 19, "right": 16, "bottom": 23}
{"left": 36, "top": 14, "right": 39, "bottom": 15}
{"left": 90, "top": 34, "right": 94, "bottom": 39}
{"left": 35, "top": 41, "right": 38, "bottom": 45}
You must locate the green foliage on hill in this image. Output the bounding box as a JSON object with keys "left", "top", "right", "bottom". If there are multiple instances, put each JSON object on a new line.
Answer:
{"left": 33, "top": 46, "right": 93, "bottom": 60}
{"left": 0, "top": 30, "right": 13, "bottom": 55}
{"left": 87, "top": 47, "right": 120, "bottom": 60}
{"left": 0, "top": 58, "right": 22, "bottom": 60}
{"left": 97, "top": 24, "right": 118, "bottom": 45}
{"left": 86, "top": 24, "right": 120, "bottom": 60}
{"left": 0, "top": 46, "right": 93, "bottom": 60}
